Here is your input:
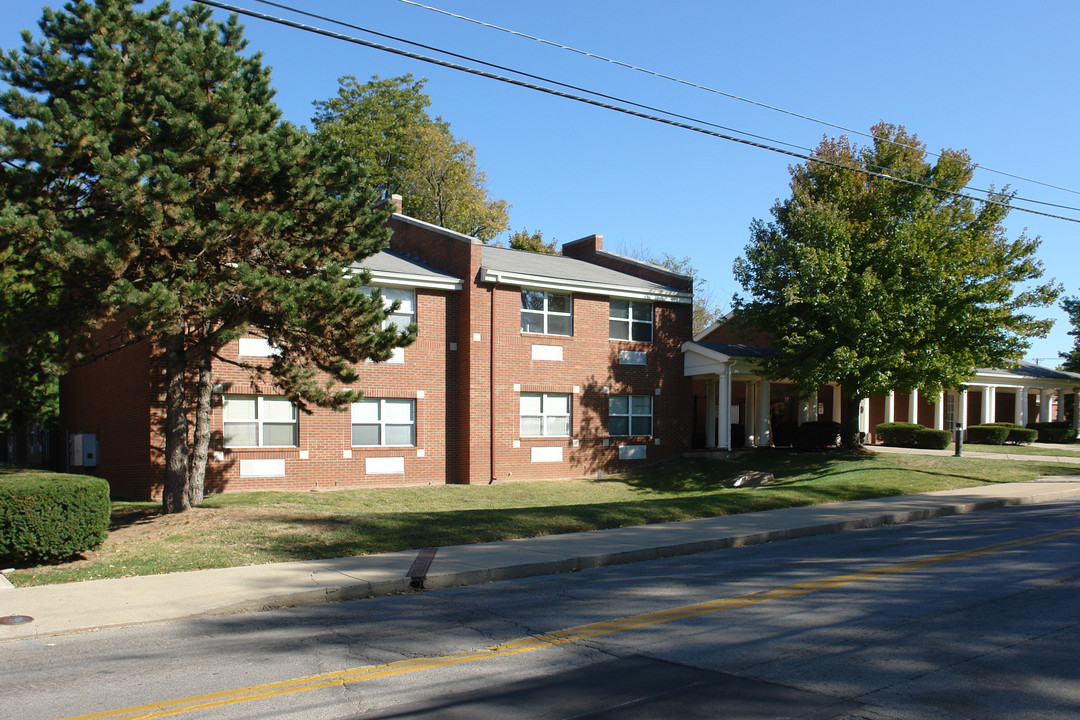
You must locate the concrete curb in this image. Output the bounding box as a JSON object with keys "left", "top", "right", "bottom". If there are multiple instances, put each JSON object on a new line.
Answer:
{"left": 3, "top": 479, "right": 1080, "bottom": 641}
{"left": 205, "top": 488, "right": 1077, "bottom": 617}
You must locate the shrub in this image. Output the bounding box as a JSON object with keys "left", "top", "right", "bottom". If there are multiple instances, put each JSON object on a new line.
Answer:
{"left": 966, "top": 424, "right": 1010, "bottom": 445}
{"left": 795, "top": 421, "right": 842, "bottom": 450}
{"left": 1026, "top": 421, "right": 1076, "bottom": 444}
{"left": 876, "top": 422, "right": 951, "bottom": 449}
{"left": 987, "top": 422, "right": 1038, "bottom": 445}
{"left": 0, "top": 473, "right": 111, "bottom": 563}
{"left": 912, "top": 427, "right": 951, "bottom": 450}
{"left": 875, "top": 422, "right": 922, "bottom": 447}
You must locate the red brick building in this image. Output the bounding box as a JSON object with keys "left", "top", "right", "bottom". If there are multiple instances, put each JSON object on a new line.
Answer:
{"left": 60, "top": 198, "right": 694, "bottom": 499}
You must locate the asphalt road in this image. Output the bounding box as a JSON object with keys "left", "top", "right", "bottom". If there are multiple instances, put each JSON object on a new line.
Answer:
{"left": 4, "top": 501, "right": 1079, "bottom": 720}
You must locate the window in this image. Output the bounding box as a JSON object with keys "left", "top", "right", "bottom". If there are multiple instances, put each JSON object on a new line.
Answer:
{"left": 351, "top": 398, "right": 416, "bottom": 446}
{"left": 377, "top": 287, "right": 416, "bottom": 331}
{"left": 521, "top": 290, "right": 572, "bottom": 336}
{"left": 223, "top": 395, "right": 298, "bottom": 448}
{"left": 520, "top": 393, "right": 571, "bottom": 437}
{"left": 609, "top": 300, "right": 652, "bottom": 342}
{"left": 609, "top": 396, "right": 653, "bottom": 436}
{"left": 364, "top": 287, "right": 415, "bottom": 363}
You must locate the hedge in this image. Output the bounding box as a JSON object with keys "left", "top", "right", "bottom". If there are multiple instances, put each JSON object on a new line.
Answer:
{"left": 795, "top": 421, "right": 842, "bottom": 450}
{"left": 966, "top": 424, "right": 1010, "bottom": 445}
{"left": 876, "top": 422, "right": 921, "bottom": 447}
{"left": 1026, "top": 421, "right": 1077, "bottom": 444}
{"left": 912, "top": 427, "right": 951, "bottom": 450}
{"left": 986, "top": 422, "right": 1038, "bottom": 445}
{"left": 0, "top": 473, "right": 111, "bottom": 563}
{"left": 875, "top": 422, "right": 951, "bottom": 449}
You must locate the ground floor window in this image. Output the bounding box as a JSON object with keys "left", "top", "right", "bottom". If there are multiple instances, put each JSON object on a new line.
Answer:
{"left": 351, "top": 398, "right": 416, "bottom": 446}
{"left": 223, "top": 395, "right": 298, "bottom": 447}
{"left": 520, "top": 392, "right": 571, "bottom": 437}
{"left": 609, "top": 395, "right": 653, "bottom": 436}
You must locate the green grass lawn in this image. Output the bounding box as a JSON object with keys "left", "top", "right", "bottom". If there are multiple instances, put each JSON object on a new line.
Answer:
{"left": 6, "top": 448, "right": 1080, "bottom": 587}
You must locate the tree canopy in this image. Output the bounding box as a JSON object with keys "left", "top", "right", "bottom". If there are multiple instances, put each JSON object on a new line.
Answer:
{"left": 1060, "top": 294, "right": 1080, "bottom": 372}
{"left": 508, "top": 227, "right": 558, "bottom": 254}
{"left": 732, "top": 122, "right": 1059, "bottom": 444}
{"left": 1, "top": 0, "right": 411, "bottom": 510}
{"left": 313, "top": 74, "right": 509, "bottom": 242}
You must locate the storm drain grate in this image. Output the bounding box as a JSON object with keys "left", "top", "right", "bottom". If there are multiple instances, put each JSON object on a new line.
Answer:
{"left": 0, "top": 615, "right": 34, "bottom": 625}
{"left": 407, "top": 547, "right": 438, "bottom": 590}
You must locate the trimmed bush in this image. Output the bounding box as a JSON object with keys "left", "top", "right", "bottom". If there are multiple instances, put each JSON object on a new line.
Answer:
{"left": 0, "top": 473, "right": 111, "bottom": 563}
{"left": 912, "top": 427, "right": 951, "bottom": 450}
{"left": 966, "top": 424, "right": 1010, "bottom": 445}
{"left": 1026, "top": 421, "right": 1077, "bottom": 444}
{"left": 795, "top": 421, "right": 842, "bottom": 450}
{"left": 986, "top": 422, "right": 1038, "bottom": 445}
{"left": 875, "top": 422, "right": 922, "bottom": 447}
{"left": 876, "top": 422, "right": 951, "bottom": 449}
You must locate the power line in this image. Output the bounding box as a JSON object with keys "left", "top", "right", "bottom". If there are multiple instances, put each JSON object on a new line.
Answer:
{"left": 248, "top": 0, "right": 812, "bottom": 155}
{"left": 396, "top": 0, "right": 1080, "bottom": 200}
{"left": 197, "top": 0, "right": 1080, "bottom": 224}
{"left": 242, "top": 1, "right": 1080, "bottom": 218}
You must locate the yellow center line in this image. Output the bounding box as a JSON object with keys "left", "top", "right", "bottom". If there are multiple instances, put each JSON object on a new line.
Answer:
{"left": 63, "top": 524, "right": 1080, "bottom": 720}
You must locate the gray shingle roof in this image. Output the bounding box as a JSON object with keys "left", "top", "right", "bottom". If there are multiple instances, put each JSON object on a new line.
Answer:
{"left": 480, "top": 245, "right": 682, "bottom": 295}
{"left": 977, "top": 360, "right": 1080, "bottom": 383}
{"left": 355, "top": 250, "right": 460, "bottom": 281}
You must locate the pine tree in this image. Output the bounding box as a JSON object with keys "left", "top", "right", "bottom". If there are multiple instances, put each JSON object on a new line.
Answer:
{"left": 1, "top": 0, "right": 411, "bottom": 510}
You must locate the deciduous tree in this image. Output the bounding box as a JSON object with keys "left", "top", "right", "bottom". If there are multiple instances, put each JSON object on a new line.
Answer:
{"left": 0, "top": 0, "right": 410, "bottom": 510}
{"left": 732, "top": 123, "right": 1059, "bottom": 447}
{"left": 313, "top": 75, "right": 509, "bottom": 242}
{"left": 508, "top": 227, "right": 557, "bottom": 254}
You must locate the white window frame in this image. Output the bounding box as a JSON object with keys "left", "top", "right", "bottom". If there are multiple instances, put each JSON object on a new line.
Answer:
{"left": 223, "top": 395, "right": 298, "bottom": 448}
{"left": 520, "top": 392, "right": 571, "bottom": 437}
{"left": 351, "top": 398, "right": 416, "bottom": 447}
{"left": 521, "top": 290, "right": 572, "bottom": 336}
{"left": 609, "top": 300, "right": 653, "bottom": 342}
{"left": 609, "top": 395, "right": 653, "bottom": 437}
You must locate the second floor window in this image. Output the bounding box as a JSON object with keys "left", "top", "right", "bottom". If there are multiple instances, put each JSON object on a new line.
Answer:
{"left": 521, "top": 290, "right": 571, "bottom": 336}
{"left": 609, "top": 300, "right": 652, "bottom": 342}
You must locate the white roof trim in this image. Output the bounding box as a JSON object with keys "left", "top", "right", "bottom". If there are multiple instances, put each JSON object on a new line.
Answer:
{"left": 693, "top": 310, "right": 736, "bottom": 342}
{"left": 365, "top": 269, "right": 463, "bottom": 291}
{"left": 479, "top": 268, "right": 693, "bottom": 304}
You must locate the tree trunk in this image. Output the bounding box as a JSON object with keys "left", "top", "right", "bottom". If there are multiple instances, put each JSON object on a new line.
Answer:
{"left": 842, "top": 394, "right": 865, "bottom": 450}
{"left": 162, "top": 332, "right": 190, "bottom": 513}
{"left": 187, "top": 347, "right": 213, "bottom": 507}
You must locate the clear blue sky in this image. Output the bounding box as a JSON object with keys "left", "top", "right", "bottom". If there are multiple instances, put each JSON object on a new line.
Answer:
{"left": 5, "top": 0, "right": 1078, "bottom": 365}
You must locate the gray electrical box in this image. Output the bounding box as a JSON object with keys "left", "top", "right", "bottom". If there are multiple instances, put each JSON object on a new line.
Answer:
{"left": 70, "top": 433, "right": 98, "bottom": 467}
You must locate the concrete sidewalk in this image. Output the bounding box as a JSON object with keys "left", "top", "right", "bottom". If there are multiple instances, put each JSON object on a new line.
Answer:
{"left": 868, "top": 444, "right": 1080, "bottom": 463}
{"left": 3, "top": 477, "right": 1080, "bottom": 642}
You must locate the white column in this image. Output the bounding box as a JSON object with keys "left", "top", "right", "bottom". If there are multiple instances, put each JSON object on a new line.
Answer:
{"left": 981, "top": 386, "right": 995, "bottom": 424}
{"left": 831, "top": 384, "right": 842, "bottom": 423}
{"left": 1016, "top": 387, "right": 1027, "bottom": 426}
{"left": 704, "top": 378, "right": 716, "bottom": 449}
{"left": 885, "top": 391, "right": 895, "bottom": 423}
{"left": 959, "top": 389, "right": 969, "bottom": 434}
{"left": 758, "top": 378, "right": 771, "bottom": 447}
{"left": 859, "top": 398, "right": 871, "bottom": 436}
{"left": 1040, "top": 390, "right": 1050, "bottom": 422}
{"left": 933, "top": 391, "right": 945, "bottom": 430}
{"left": 908, "top": 388, "right": 920, "bottom": 426}
{"left": 718, "top": 367, "right": 732, "bottom": 450}
{"left": 1056, "top": 389, "right": 1066, "bottom": 421}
